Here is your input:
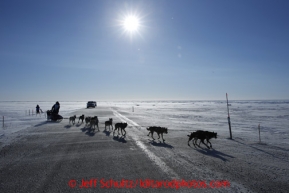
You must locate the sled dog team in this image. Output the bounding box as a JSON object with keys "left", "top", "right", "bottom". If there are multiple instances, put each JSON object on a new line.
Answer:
{"left": 69, "top": 114, "right": 217, "bottom": 149}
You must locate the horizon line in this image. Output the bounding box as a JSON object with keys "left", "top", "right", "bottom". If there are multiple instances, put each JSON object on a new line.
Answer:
{"left": 1, "top": 99, "right": 289, "bottom": 102}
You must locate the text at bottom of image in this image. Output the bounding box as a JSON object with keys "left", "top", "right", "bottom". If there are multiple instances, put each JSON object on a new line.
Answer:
{"left": 68, "top": 178, "right": 230, "bottom": 189}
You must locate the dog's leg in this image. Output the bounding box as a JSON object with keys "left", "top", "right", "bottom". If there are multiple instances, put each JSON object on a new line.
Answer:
{"left": 206, "top": 138, "right": 212, "bottom": 148}
{"left": 200, "top": 139, "right": 210, "bottom": 149}
{"left": 161, "top": 133, "right": 165, "bottom": 142}
{"left": 197, "top": 138, "right": 201, "bottom": 147}
{"left": 122, "top": 128, "right": 126, "bottom": 136}
{"left": 147, "top": 131, "right": 151, "bottom": 136}
{"left": 120, "top": 128, "right": 122, "bottom": 135}
{"left": 157, "top": 132, "right": 161, "bottom": 139}
{"left": 151, "top": 131, "right": 155, "bottom": 140}
{"left": 188, "top": 136, "right": 192, "bottom": 146}
{"left": 194, "top": 138, "right": 199, "bottom": 147}
{"left": 147, "top": 131, "right": 155, "bottom": 139}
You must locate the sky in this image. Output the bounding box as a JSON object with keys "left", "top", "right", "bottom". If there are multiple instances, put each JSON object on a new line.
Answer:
{"left": 0, "top": 0, "right": 289, "bottom": 101}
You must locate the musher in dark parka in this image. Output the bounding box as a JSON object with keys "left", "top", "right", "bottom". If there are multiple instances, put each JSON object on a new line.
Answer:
{"left": 51, "top": 101, "right": 60, "bottom": 115}
{"left": 36, "top": 104, "right": 40, "bottom": 114}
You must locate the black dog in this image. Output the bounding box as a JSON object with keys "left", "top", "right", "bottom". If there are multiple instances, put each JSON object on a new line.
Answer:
{"left": 147, "top": 126, "right": 168, "bottom": 142}
{"left": 78, "top": 114, "right": 85, "bottom": 124}
{"left": 188, "top": 130, "right": 217, "bottom": 149}
{"left": 114, "top": 122, "right": 128, "bottom": 136}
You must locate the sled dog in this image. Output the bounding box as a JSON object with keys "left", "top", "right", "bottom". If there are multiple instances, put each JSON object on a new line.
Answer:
{"left": 69, "top": 115, "right": 76, "bottom": 125}
{"left": 90, "top": 116, "right": 99, "bottom": 131}
{"left": 147, "top": 126, "right": 168, "bottom": 142}
{"left": 78, "top": 114, "right": 85, "bottom": 124}
{"left": 105, "top": 118, "right": 113, "bottom": 131}
{"left": 85, "top": 116, "right": 91, "bottom": 126}
{"left": 187, "top": 130, "right": 217, "bottom": 149}
{"left": 114, "top": 122, "right": 128, "bottom": 136}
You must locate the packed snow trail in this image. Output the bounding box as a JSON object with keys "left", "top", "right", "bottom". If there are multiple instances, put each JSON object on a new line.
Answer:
{"left": 112, "top": 108, "right": 180, "bottom": 179}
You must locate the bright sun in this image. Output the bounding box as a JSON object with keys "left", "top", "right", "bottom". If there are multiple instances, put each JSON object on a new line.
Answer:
{"left": 123, "top": 15, "right": 139, "bottom": 32}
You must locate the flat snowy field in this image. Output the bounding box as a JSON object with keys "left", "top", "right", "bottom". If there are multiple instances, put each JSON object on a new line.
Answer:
{"left": 0, "top": 100, "right": 288, "bottom": 192}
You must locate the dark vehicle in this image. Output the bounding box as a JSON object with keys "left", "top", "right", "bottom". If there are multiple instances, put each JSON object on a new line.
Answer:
{"left": 87, "top": 101, "right": 97, "bottom": 108}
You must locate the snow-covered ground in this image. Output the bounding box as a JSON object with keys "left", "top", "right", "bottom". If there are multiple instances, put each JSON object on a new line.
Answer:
{"left": 1, "top": 100, "right": 289, "bottom": 148}
{"left": 109, "top": 100, "right": 289, "bottom": 147}
{"left": 1, "top": 100, "right": 289, "bottom": 192}
{"left": 0, "top": 101, "right": 87, "bottom": 146}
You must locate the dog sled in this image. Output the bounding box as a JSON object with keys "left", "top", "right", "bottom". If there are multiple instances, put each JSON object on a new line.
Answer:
{"left": 46, "top": 110, "right": 63, "bottom": 121}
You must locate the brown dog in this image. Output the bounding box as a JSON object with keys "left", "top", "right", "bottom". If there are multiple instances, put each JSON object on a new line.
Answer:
{"left": 85, "top": 116, "right": 91, "bottom": 126}
{"left": 90, "top": 116, "right": 99, "bottom": 132}
{"left": 69, "top": 115, "right": 76, "bottom": 125}
{"left": 105, "top": 118, "right": 113, "bottom": 131}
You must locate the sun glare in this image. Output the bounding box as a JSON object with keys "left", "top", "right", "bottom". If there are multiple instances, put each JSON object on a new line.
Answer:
{"left": 123, "top": 15, "right": 139, "bottom": 32}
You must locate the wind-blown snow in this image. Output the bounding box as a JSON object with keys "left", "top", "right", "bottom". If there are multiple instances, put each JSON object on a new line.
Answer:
{"left": 1, "top": 100, "right": 289, "bottom": 192}
{"left": 1, "top": 100, "right": 289, "bottom": 148}
{"left": 0, "top": 101, "right": 87, "bottom": 146}
{"left": 110, "top": 100, "right": 289, "bottom": 147}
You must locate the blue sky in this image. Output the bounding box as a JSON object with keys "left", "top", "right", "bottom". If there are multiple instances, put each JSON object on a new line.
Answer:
{"left": 1, "top": 0, "right": 288, "bottom": 101}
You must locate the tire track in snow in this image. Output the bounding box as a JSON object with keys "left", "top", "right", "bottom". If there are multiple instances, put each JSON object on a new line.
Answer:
{"left": 112, "top": 108, "right": 180, "bottom": 179}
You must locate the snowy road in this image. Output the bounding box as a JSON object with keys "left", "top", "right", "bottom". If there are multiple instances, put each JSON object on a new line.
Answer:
{"left": 1, "top": 106, "right": 288, "bottom": 192}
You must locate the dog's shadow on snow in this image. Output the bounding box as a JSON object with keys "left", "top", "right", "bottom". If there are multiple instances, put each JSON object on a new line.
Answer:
{"left": 194, "top": 147, "right": 234, "bottom": 162}
{"left": 85, "top": 131, "right": 98, "bottom": 137}
{"left": 80, "top": 127, "right": 89, "bottom": 132}
{"left": 148, "top": 140, "right": 174, "bottom": 149}
{"left": 75, "top": 123, "right": 84, "bottom": 127}
{"left": 64, "top": 124, "right": 74, "bottom": 129}
{"left": 113, "top": 135, "right": 127, "bottom": 143}
{"left": 103, "top": 130, "right": 113, "bottom": 136}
